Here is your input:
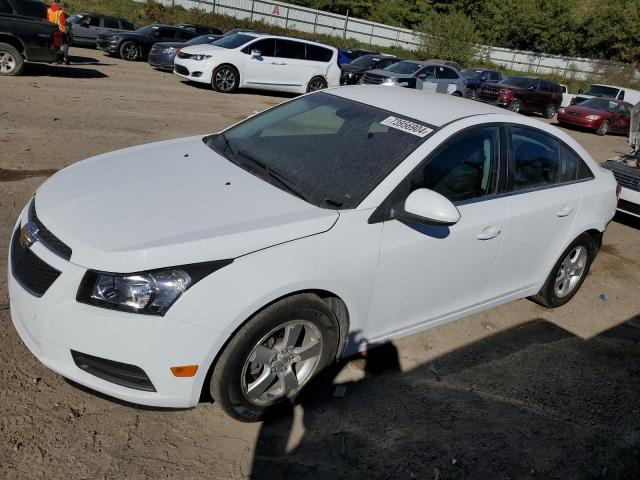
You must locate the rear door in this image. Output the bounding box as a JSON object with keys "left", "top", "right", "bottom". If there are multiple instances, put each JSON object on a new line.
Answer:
{"left": 100, "top": 17, "right": 120, "bottom": 34}
{"left": 241, "top": 38, "right": 279, "bottom": 88}
{"left": 275, "top": 39, "right": 309, "bottom": 89}
{"left": 522, "top": 79, "right": 540, "bottom": 110}
{"left": 485, "top": 126, "right": 582, "bottom": 299}
{"left": 416, "top": 65, "right": 437, "bottom": 91}
{"left": 435, "top": 66, "right": 460, "bottom": 94}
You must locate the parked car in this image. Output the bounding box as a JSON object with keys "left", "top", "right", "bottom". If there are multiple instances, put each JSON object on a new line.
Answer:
{"left": 97, "top": 24, "right": 198, "bottom": 61}
{"left": 571, "top": 84, "right": 640, "bottom": 106}
{"left": 602, "top": 102, "right": 640, "bottom": 218}
{"left": 359, "top": 60, "right": 432, "bottom": 88}
{"left": 339, "top": 53, "right": 399, "bottom": 85}
{"left": 558, "top": 98, "right": 632, "bottom": 136}
{"left": 176, "top": 24, "right": 222, "bottom": 35}
{"left": 9, "top": 87, "right": 616, "bottom": 422}
{"left": 476, "top": 76, "right": 563, "bottom": 118}
{"left": 415, "top": 63, "right": 468, "bottom": 97}
{"left": 426, "top": 59, "right": 461, "bottom": 70}
{"left": 559, "top": 84, "right": 573, "bottom": 107}
{"left": 174, "top": 33, "right": 340, "bottom": 94}
{"left": 461, "top": 67, "right": 502, "bottom": 91}
{"left": 67, "top": 12, "right": 134, "bottom": 47}
{"left": 0, "top": 0, "right": 58, "bottom": 76}
{"left": 149, "top": 34, "right": 222, "bottom": 71}
{"left": 338, "top": 48, "right": 378, "bottom": 65}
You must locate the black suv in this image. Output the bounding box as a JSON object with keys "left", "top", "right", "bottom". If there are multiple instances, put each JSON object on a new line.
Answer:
{"left": 0, "top": 0, "right": 58, "bottom": 75}
{"left": 67, "top": 12, "right": 134, "bottom": 48}
{"left": 340, "top": 54, "right": 400, "bottom": 85}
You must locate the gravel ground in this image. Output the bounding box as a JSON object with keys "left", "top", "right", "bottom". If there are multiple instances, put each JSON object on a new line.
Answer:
{"left": 1, "top": 49, "right": 639, "bottom": 480}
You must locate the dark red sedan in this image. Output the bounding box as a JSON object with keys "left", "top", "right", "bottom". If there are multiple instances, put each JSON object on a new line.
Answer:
{"left": 557, "top": 98, "right": 632, "bottom": 135}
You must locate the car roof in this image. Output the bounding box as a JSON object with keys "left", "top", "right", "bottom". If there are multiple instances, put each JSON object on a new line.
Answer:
{"left": 73, "top": 12, "right": 127, "bottom": 20}
{"left": 248, "top": 33, "right": 337, "bottom": 50}
{"left": 327, "top": 86, "right": 516, "bottom": 127}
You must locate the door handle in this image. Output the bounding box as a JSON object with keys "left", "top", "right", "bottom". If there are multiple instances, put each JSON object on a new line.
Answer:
{"left": 477, "top": 226, "right": 501, "bottom": 240}
{"left": 271, "top": 62, "right": 286, "bottom": 65}
{"left": 556, "top": 205, "right": 573, "bottom": 217}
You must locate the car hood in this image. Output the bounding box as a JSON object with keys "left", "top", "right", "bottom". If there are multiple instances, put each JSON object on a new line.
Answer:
{"left": 340, "top": 63, "right": 368, "bottom": 73}
{"left": 152, "top": 41, "right": 186, "bottom": 49}
{"left": 34, "top": 136, "right": 339, "bottom": 272}
{"left": 180, "top": 44, "right": 225, "bottom": 55}
{"left": 563, "top": 105, "right": 611, "bottom": 117}
{"left": 365, "top": 68, "right": 413, "bottom": 79}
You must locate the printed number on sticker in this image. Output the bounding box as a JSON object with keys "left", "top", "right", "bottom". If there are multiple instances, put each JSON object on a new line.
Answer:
{"left": 380, "top": 116, "right": 433, "bottom": 137}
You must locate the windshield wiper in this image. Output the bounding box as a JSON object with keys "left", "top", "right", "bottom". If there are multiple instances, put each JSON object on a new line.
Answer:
{"left": 235, "top": 149, "right": 310, "bottom": 203}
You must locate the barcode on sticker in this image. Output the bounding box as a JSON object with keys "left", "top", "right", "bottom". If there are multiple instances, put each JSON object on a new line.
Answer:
{"left": 380, "top": 116, "right": 433, "bottom": 137}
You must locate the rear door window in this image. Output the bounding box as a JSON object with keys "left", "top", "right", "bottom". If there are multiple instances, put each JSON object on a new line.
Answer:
{"left": 511, "top": 127, "right": 568, "bottom": 191}
{"left": 121, "top": 21, "right": 135, "bottom": 30}
{"left": 437, "top": 67, "right": 459, "bottom": 80}
{"left": 156, "top": 28, "right": 177, "bottom": 40}
{"left": 0, "top": 0, "right": 13, "bottom": 13}
{"left": 103, "top": 18, "right": 119, "bottom": 29}
{"left": 276, "top": 40, "right": 305, "bottom": 60}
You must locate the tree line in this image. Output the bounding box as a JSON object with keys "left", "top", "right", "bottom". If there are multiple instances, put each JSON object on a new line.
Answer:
{"left": 287, "top": 0, "right": 640, "bottom": 63}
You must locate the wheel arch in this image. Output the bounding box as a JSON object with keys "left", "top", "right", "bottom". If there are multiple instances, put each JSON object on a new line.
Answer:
{"left": 198, "top": 288, "right": 350, "bottom": 402}
{"left": 0, "top": 34, "right": 26, "bottom": 57}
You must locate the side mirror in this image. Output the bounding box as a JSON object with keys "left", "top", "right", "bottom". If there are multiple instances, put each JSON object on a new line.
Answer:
{"left": 250, "top": 49, "right": 261, "bottom": 58}
{"left": 395, "top": 188, "right": 460, "bottom": 226}
{"left": 527, "top": 86, "right": 535, "bottom": 91}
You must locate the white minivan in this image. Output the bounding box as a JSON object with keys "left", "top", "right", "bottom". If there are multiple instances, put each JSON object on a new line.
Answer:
{"left": 173, "top": 33, "right": 341, "bottom": 94}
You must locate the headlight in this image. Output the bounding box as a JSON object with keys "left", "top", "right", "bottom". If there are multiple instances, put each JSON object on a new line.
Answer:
{"left": 383, "top": 77, "right": 398, "bottom": 84}
{"left": 77, "top": 260, "right": 232, "bottom": 315}
{"left": 586, "top": 115, "right": 602, "bottom": 120}
{"left": 191, "top": 54, "right": 212, "bottom": 61}
{"left": 558, "top": 107, "right": 565, "bottom": 114}
{"left": 162, "top": 47, "right": 179, "bottom": 54}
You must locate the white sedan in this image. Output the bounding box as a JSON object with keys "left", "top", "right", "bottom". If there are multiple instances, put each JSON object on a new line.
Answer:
{"left": 9, "top": 87, "right": 617, "bottom": 421}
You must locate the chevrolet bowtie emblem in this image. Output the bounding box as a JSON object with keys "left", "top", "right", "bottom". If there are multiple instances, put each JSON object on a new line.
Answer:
{"left": 19, "top": 222, "right": 39, "bottom": 249}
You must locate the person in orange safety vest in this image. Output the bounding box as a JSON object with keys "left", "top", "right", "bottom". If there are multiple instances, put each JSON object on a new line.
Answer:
{"left": 47, "top": 0, "right": 69, "bottom": 65}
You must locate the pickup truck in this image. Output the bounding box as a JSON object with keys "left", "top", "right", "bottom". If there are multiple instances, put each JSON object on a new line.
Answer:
{"left": 0, "top": 0, "right": 59, "bottom": 76}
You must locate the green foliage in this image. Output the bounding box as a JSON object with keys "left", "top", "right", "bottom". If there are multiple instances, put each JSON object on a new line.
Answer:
{"left": 416, "top": 10, "right": 477, "bottom": 66}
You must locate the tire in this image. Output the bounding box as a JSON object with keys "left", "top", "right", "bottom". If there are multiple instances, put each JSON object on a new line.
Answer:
{"left": 544, "top": 103, "right": 558, "bottom": 119}
{"left": 508, "top": 99, "right": 522, "bottom": 113}
{"left": 211, "top": 64, "right": 239, "bottom": 93}
{"left": 452, "top": 91, "right": 462, "bottom": 97}
{"left": 0, "top": 42, "right": 24, "bottom": 76}
{"left": 596, "top": 120, "right": 610, "bottom": 136}
{"left": 210, "top": 293, "right": 339, "bottom": 422}
{"left": 306, "top": 76, "right": 327, "bottom": 92}
{"left": 119, "top": 41, "right": 140, "bottom": 61}
{"left": 530, "top": 233, "right": 595, "bottom": 308}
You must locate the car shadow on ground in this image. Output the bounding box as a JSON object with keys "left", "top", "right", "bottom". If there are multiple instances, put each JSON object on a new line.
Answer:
{"left": 178, "top": 80, "right": 297, "bottom": 98}
{"left": 250, "top": 316, "right": 640, "bottom": 480}
{"left": 66, "top": 54, "right": 111, "bottom": 66}
{"left": 22, "top": 63, "right": 108, "bottom": 78}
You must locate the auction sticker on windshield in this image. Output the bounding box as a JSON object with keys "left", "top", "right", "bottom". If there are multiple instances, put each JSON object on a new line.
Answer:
{"left": 380, "top": 116, "right": 433, "bottom": 137}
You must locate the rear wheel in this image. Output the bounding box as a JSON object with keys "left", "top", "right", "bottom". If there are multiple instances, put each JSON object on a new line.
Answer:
{"left": 307, "top": 76, "right": 327, "bottom": 92}
{"left": 119, "top": 41, "right": 140, "bottom": 61}
{"left": 212, "top": 65, "right": 239, "bottom": 93}
{"left": 544, "top": 103, "right": 558, "bottom": 119}
{"left": 210, "top": 294, "right": 339, "bottom": 422}
{"left": 452, "top": 91, "right": 463, "bottom": 97}
{"left": 0, "top": 43, "right": 24, "bottom": 76}
{"left": 530, "top": 233, "right": 595, "bottom": 308}
{"left": 508, "top": 99, "right": 522, "bottom": 113}
{"left": 596, "top": 120, "right": 610, "bottom": 136}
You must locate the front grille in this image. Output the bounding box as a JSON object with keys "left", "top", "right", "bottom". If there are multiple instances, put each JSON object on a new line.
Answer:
{"left": 604, "top": 159, "right": 640, "bottom": 192}
{"left": 150, "top": 44, "right": 162, "bottom": 55}
{"left": 361, "top": 73, "right": 383, "bottom": 85}
{"left": 71, "top": 350, "right": 156, "bottom": 392}
{"left": 618, "top": 199, "right": 640, "bottom": 216}
{"left": 568, "top": 111, "right": 583, "bottom": 117}
{"left": 10, "top": 228, "right": 61, "bottom": 297}
{"left": 477, "top": 86, "right": 500, "bottom": 101}
{"left": 29, "top": 201, "right": 72, "bottom": 260}
{"left": 174, "top": 64, "right": 189, "bottom": 76}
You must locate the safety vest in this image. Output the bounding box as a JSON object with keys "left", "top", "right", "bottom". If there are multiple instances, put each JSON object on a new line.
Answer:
{"left": 47, "top": 7, "right": 67, "bottom": 33}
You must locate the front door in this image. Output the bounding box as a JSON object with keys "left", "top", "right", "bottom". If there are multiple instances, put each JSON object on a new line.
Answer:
{"left": 242, "top": 38, "right": 280, "bottom": 89}
{"left": 366, "top": 125, "right": 507, "bottom": 342}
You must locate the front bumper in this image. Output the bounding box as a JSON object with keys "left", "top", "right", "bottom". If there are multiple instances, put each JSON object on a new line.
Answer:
{"left": 557, "top": 114, "right": 600, "bottom": 131}
{"left": 173, "top": 58, "right": 211, "bottom": 84}
{"left": 8, "top": 207, "right": 229, "bottom": 408}
{"left": 618, "top": 186, "right": 640, "bottom": 218}
{"left": 148, "top": 52, "right": 176, "bottom": 71}
{"left": 96, "top": 39, "right": 119, "bottom": 54}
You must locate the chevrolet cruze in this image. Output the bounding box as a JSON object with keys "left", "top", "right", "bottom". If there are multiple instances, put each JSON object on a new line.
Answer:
{"left": 9, "top": 87, "right": 617, "bottom": 421}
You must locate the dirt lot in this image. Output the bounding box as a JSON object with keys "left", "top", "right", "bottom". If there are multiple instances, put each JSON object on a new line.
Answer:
{"left": 1, "top": 49, "right": 639, "bottom": 480}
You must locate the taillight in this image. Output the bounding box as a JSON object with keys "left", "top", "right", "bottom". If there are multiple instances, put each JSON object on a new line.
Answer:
{"left": 616, "top": 183, "right": 622, "bottom": 201}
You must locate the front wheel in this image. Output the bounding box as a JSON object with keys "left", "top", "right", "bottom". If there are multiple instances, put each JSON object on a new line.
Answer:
{"left": 508, "top": 99, "right": 522, "bottom": 113}
{"left": 596, "top": 120, "right": 610, "bottom": 136}
{"left": 0, "top": 42, "right": 24, "bottom": 76}
{"left": 530, "top": 233, "right": 595, "bottom": 308}
{"left": 307, "top": 76, "right": 327, "bottom": 92}
{"left": 210, "top": 294, "right": 339, "bottom": 422}
{"left": 544, "top": 103, "right": 558, "bottom": 119}
{"left": 212, "top": 65, "right": 239, "bottom": 93}
{"left": 119, "top": 41, "right": 141, "bottom": 61}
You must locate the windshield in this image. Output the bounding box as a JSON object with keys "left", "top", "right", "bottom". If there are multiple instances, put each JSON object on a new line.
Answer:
{"left": 383, "top": 61, "right": 422, "bottom": 75}
{"left": 350, "top": 55, "right": 381, "bottom": 69}
{"left": 211, "top": 33, "right": 255, "bottom": 49}
{"left": 499, "top": 77, "right": 530, "bottom": 88}
{"left": 461, "top": 68, "right": 482, "bottom": 78}
{"left": 66, "top": 14, "right": 83, "bottom": 24}
{"left": 582, "top": 85, "right": 619, "bottom": 98}
{"left": 205, "top": 93, "right": 431, "bottom": 209}
{"left": 579, "top": 98, "right": 617, "bottom": 112}
{"left": 185, "top": 34, "right": 222, "bottom": 46}
{"left": 136, "top": 25, "right": 161, "bottom": 35}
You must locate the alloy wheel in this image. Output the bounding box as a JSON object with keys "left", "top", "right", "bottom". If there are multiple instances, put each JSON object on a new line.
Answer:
{"left": 215, "top": 68, "right": 236, "bottom": 91}
{"left": 554, "top": 245, "right": 588, "bottom": 298}
{"left": 0, "top": 52, "right": 16, "bottom": 74}
{"left": 123, "top": 43, "right": 139, "bottom": 61}
{"left": 308, "top": 77, "right": 326, "bottom": 92}
{"left": 241, "top": 320, "right": 323, "bottom": 406}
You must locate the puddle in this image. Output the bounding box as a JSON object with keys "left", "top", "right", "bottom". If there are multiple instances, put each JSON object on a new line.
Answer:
{"left": 0, "top": 168, "right": 59, "bottom": 182}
